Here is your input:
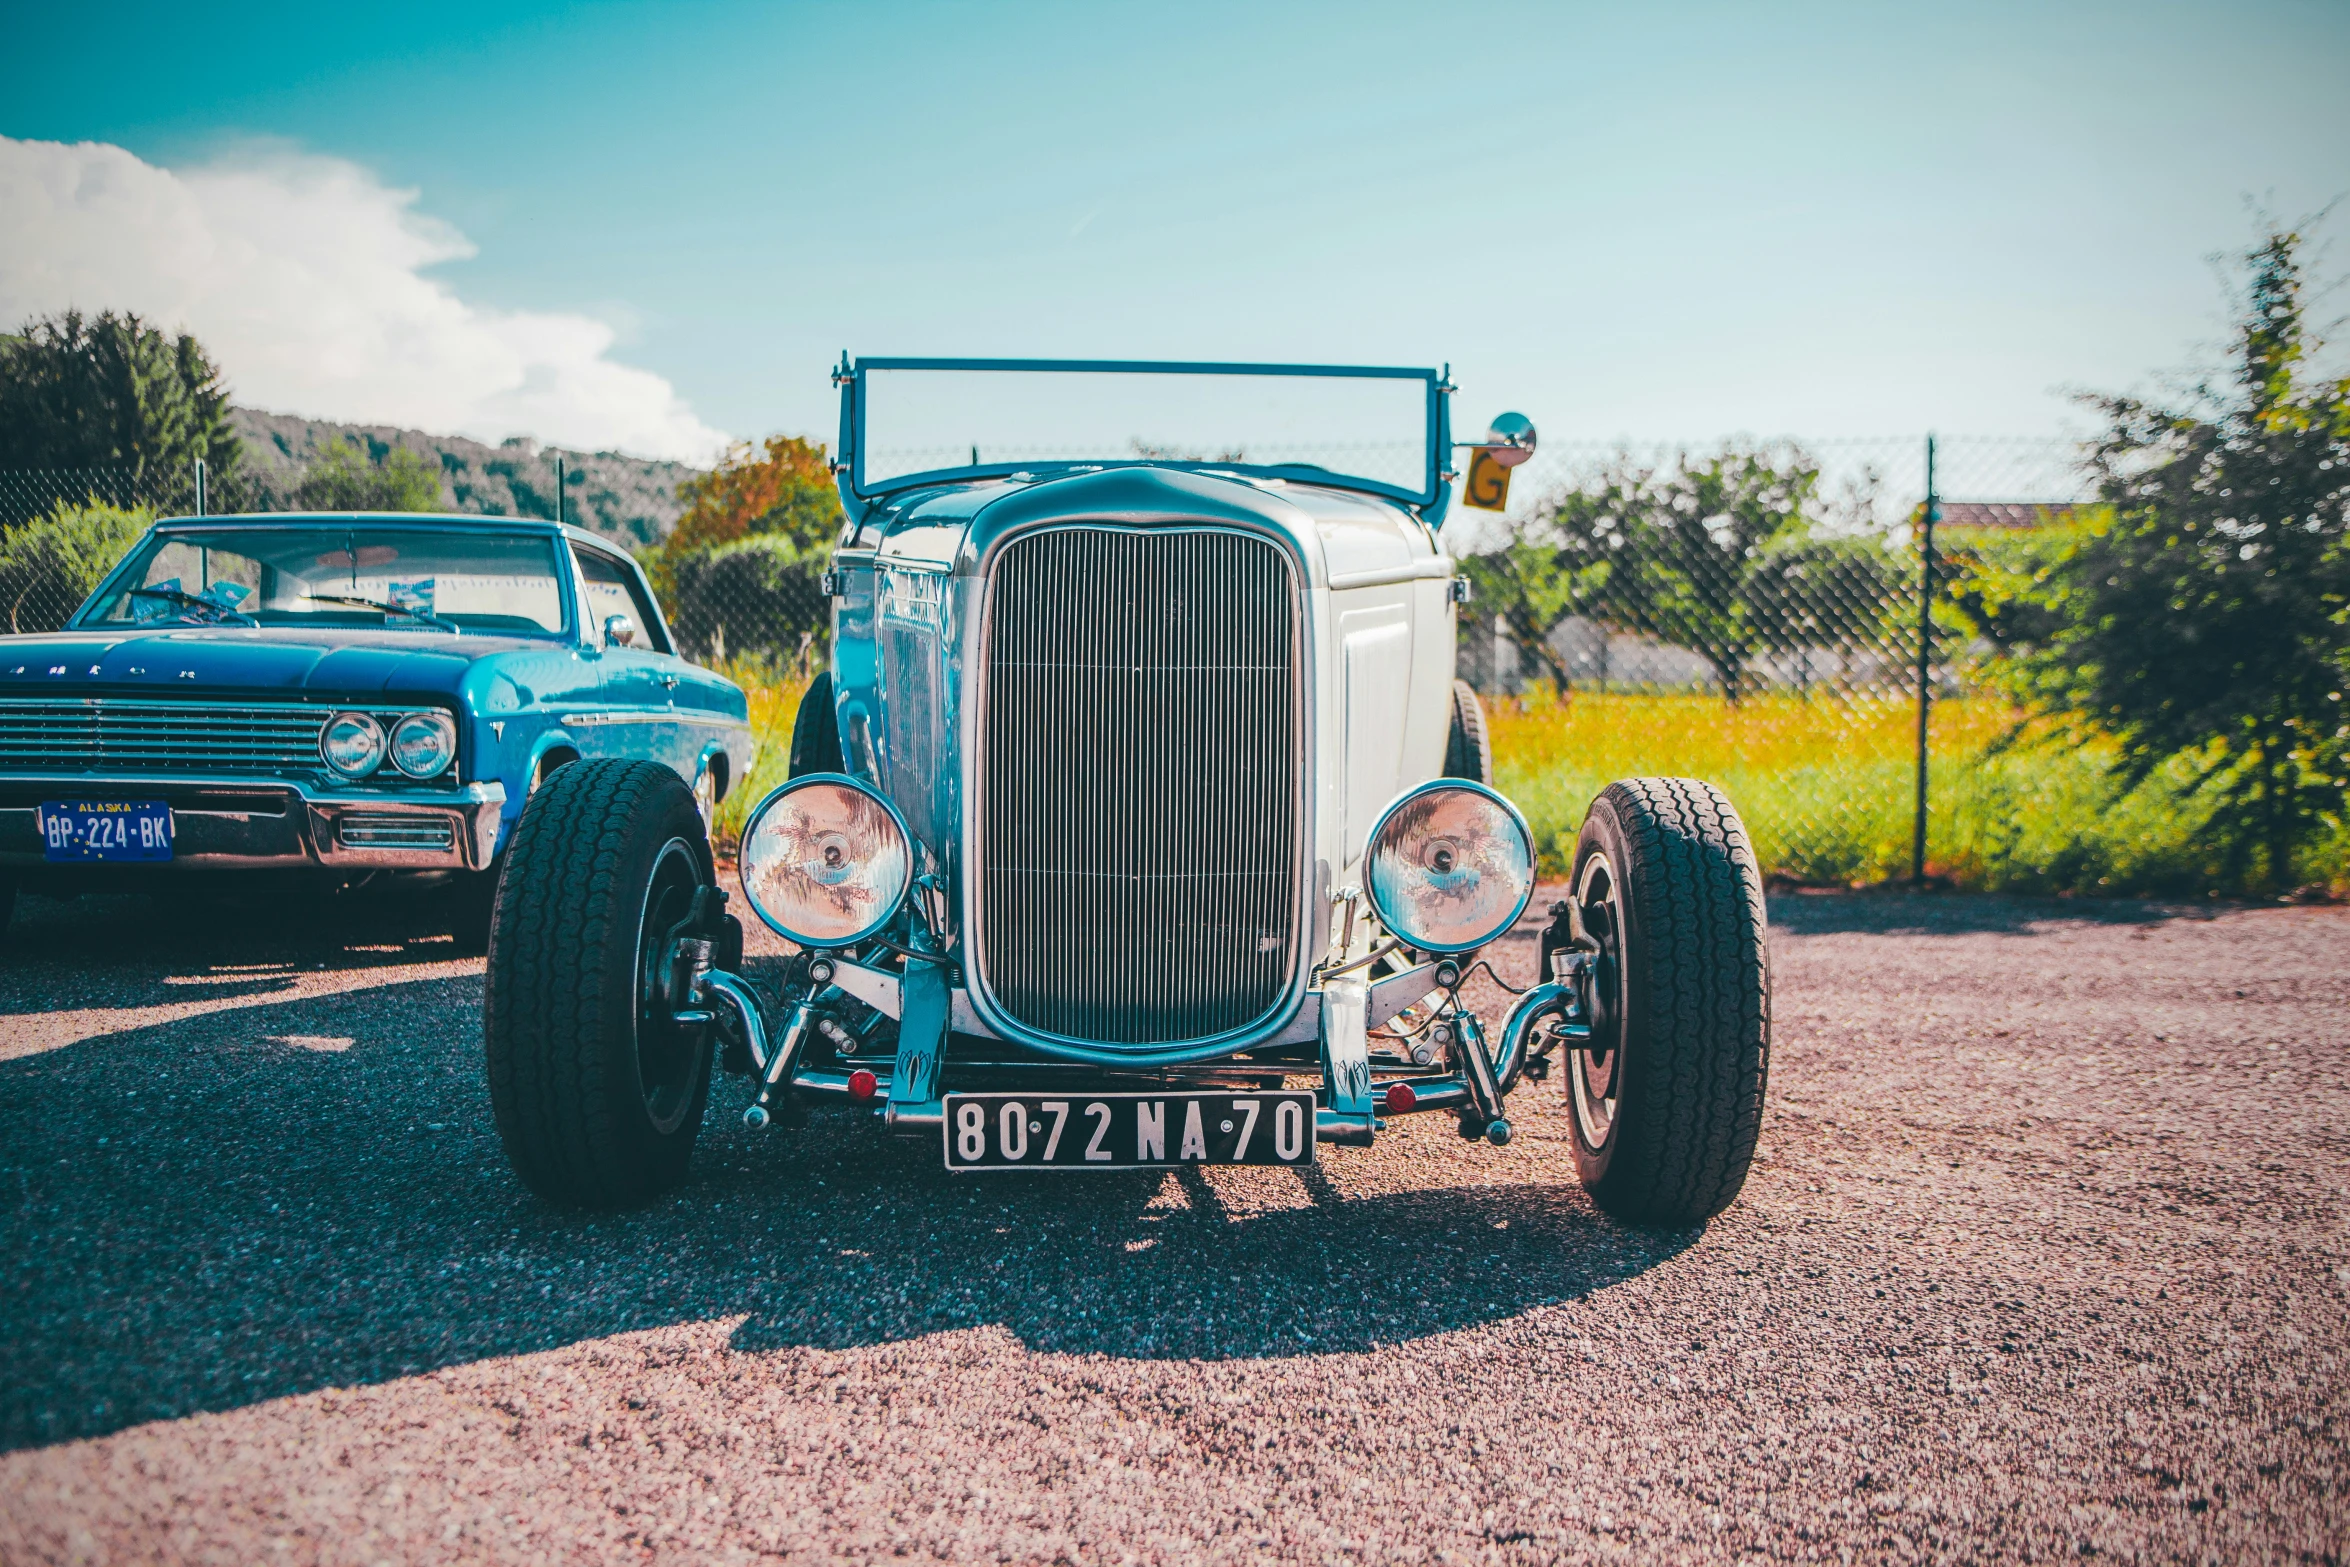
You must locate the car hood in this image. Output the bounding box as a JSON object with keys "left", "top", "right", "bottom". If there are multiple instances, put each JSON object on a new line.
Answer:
{"left": 0, "top": 625, "right": 559, "bottom": 701}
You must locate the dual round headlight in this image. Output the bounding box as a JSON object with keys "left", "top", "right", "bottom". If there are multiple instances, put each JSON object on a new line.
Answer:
{"left": 320, "top": 710, "right": 456, "bottom": 779}
{"left": 1363, "top": 780, "right": 1536, "bottom": 954}
{"left": 738, "top": 774, "right": 914, "bottom": 948}
{"left": 387, "top": 713, "right": 456, "bottom": 777}
{"left": 320, "top": 712, "right": 385, "bottom": 777}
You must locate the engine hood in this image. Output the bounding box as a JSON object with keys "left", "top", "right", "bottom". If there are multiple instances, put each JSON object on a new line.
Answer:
{"left": 0, "top": 625, "right": 556, "bottom": 701}
{"left": 860, "top": 464, "right": 1444, "bottom": 587}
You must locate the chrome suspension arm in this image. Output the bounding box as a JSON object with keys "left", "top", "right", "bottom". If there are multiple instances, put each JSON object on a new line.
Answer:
{"left": 1493, "top": 980, "right": 1574, "bottom": 1096}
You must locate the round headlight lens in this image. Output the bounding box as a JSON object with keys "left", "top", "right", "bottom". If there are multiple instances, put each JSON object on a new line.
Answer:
{"left": 737, "top": 775, "right": 913, "bottom": 947}
{"left": 320, "top": 711, "right": 386, "bottom": 777}
{"left": 388, "top": 712, "right": 457, "bottom": 778}
{"left": 1364, "top": 781, "right": 1536, "bottom": 954}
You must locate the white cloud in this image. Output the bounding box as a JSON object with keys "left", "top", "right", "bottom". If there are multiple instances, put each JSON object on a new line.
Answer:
{"left": 0, "top": 136, "right": 727, "bottom": 463}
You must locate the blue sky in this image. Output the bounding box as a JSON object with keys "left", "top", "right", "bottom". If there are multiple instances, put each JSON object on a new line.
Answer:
{"left": 5, "top": 0, "right": 2347, "bottom": 458}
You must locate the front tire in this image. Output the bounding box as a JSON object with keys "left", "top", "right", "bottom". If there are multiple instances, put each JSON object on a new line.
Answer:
{"left": 483, "top": 760, "right": 716, "bottom": 1207}
{"left": 1566, "top": 777, "right": 1769, "bottom": 1225}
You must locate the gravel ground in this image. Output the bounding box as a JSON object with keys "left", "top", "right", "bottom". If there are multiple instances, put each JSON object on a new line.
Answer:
{"left": 0, "top": 884, "right": 2344, "bottom": 1564}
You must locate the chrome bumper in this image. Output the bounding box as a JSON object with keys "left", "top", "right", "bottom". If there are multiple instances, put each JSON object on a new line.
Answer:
{"left": 0, "top": 773, "right": 506, "bottom": 872}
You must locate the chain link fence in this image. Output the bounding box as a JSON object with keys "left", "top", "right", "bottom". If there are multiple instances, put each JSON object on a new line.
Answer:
{"left": 5, "top": 437, "right": 2096, "bottom": 886}
{"left": 1450, "top": 434, "right": 2091, "bottom": 884}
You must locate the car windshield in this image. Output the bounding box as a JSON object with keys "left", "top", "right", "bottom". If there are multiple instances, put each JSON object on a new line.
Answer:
{"left": 851, "top": 360, "right": 1439, "bottom": 502}
{"left": 83, "top": 527, "right": 568, "bottom": 635}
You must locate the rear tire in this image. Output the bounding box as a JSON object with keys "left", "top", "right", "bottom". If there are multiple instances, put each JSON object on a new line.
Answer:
{"left": 1443, "top": 679, "right": 1493, "bottom": 786}
{"left": 483, "top": 759, "right": 716, "bottom": 1207}
{"left": 1566, "top": 777, "right": 1769, "bottom": 1225}
{"left": 787, "top": 669, "right": 844, "bottom": 778}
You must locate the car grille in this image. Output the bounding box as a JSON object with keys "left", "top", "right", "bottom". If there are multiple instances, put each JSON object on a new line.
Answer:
{"left": 975, "top": 526, "right": 1303, "bottom": 1048}
{"left": 0, "top": 698, "right": 328, "bottom": 774}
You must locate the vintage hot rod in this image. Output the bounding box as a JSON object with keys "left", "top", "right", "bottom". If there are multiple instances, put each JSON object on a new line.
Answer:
{"left": 484, "top": 359, "right": 1769, "bottom": 1225}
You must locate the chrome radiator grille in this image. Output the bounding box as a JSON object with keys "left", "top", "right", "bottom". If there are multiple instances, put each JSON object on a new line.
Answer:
{"left": 977, "top": 527, "right": 1302, "bottom": 1047}
{"left": 0, "top": 698, "right": 329, "bottom": 773}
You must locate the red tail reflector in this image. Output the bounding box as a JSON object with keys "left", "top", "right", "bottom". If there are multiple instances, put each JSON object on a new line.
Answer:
{"left": 1383, "top": 1082, "right": 1417, "bottom": 1114}
{"left": 847, "top": 1068, "right": 878, "bottom": 1102}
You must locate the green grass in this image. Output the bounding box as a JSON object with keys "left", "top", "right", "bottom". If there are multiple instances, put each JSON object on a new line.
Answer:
{"left": 1488, "top": 689, "right": 2350, "bottom": 896}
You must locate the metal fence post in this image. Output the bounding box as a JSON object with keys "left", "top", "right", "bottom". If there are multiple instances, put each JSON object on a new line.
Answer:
{"left": 556, "top": 453, "right": 565, "bottom": 527}
{"left": 1911, "top": 432, "right": 1937, "bottom": 886}
{"left": 194, "top": 457, "right": 206, "bottom": 518}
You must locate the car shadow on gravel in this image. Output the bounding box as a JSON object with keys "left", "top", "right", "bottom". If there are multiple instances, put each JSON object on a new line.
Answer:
{"left": 3, "top": 884, "right": 479, "bottom": 963}
{"left": 0, "top": 953, "right": 1689, "bottom": 1450}
{"left": 1764, "top": 889, "right": 2199, "bottom": 938}
{"left": 717, "top": 1139, "right": 1693, "bottom": 1364}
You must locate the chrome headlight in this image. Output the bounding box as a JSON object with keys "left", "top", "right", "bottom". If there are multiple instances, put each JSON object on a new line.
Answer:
{"left": 1363, "top": 780, "right": 1536, "bottom": 954}
{"left": 320, "top": 711, "right": 387, "bottom": 778}
{"left": 388, "top": 712, "right": 457, "bottom": 778}
{"left": 738, "top": 774, "right": 914, "bottom": 948}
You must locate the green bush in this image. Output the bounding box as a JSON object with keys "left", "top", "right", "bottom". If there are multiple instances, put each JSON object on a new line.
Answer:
{"left": 1971, "top": 229, "right": 2350, "bottom": 892}
{"left": 665, "top": 534, "right": 828, "bottom": 664}
{"left": 0, "top": 499, "right": 152, "bottom": 633}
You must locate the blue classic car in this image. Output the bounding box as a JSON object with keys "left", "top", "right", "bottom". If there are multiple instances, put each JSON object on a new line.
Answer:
{"left": 485, "top": 360, "right": 1771, "bottom": 1225}
{"left": 0, "top": 512, "right": 751, "bottom": 943}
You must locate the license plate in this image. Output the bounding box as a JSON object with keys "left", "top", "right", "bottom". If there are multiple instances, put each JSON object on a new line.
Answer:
{"left": 943, "top": 1091, "right": 1316, "bottom": 1171}
{"left": 37, "top": 800, "right": 174, "bottom": 862}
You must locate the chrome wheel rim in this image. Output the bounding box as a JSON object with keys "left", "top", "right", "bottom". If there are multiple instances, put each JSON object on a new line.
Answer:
{"left": 634, "top": 836, "right": 707, "bottom": 1133}
{"left": 1569, "top": 850, "right": 1625, "bottom": 1151}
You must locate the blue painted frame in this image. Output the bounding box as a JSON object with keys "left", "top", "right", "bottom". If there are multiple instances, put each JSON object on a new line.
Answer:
{"left": 836, "top": 355, "right": 1455, "bottom": 511}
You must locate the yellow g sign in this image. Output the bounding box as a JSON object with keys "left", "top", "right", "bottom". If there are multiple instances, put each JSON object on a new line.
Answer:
{"left": 1463, "top": 446, "right": 1514, "bottom": 511}
{"left": 1460, "top": 412, "right": 1537, "bottom": 512}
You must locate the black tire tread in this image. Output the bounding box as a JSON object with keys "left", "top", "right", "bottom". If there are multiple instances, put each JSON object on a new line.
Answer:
{"left": 1583, "top": 776, "right": 1770, "bottom": 1224}
{"left": 482, "top": 759, "right": 708, "bottom": 1207}
{"left": 787, "top": 669, "right": 844, "bottom": 779}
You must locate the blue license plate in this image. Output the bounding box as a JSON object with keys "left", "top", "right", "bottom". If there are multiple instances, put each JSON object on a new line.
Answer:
{"left": 37, "top": 800, "right": 174, "bottom": 862}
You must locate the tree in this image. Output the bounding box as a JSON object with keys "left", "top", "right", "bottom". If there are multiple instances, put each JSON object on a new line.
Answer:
{"left": 672, "top": 435, "right": 839, "bottom": 553}
{"left": 646, "top": 432, "right": 841, "bottom": 618}
{"left": 2005, "top": 227, "right": 2350, "bottom": 890}
{"left": 0, "top": 310, "right": 242, "bottom": 483}
{"left": 1936, "top": 508, "right": 2102, "bottom": 662}
{"left": 667, "top": 534, "right": 830, "bottom": 664}
{"left": 1743, "top": 533, "right": 1910, "bottom": 686}
{"left": 291, "top": 437, "right": 443, "bottom": 512}
{"left": 1459, "top": 529, "right": 1600, "bottom": 689}
{"left": 1463, "top": 445, "right": 1831, "bottom": 698}
{"left": 0, "top": 499, "right": 152, "bottom": 633}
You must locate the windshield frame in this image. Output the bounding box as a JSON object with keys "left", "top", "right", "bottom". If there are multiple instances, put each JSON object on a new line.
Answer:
{"left": 837, "top": 357, "right": 1455, "bottom": 510}
{"left": 72, "top": 516, "right": 581, "bottom": 640}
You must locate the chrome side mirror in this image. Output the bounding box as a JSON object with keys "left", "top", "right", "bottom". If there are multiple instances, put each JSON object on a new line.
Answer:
{"left": 603, "top": 612, "right": 639, "bottom": 647}
{"left": 1482, "top": 412, "right": 1537, "bottom": 469}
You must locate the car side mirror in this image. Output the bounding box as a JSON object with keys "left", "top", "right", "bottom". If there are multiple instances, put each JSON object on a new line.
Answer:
{"left": 1481, "top": 412, "right": 1537, "bottom": 468}
{"left": 603, "top": 613, "right": 639, "bottom": 647}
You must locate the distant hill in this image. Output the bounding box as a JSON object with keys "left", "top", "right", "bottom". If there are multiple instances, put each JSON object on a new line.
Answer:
{"left": 230, "top": 408, "right": 702, "bottom": 550}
